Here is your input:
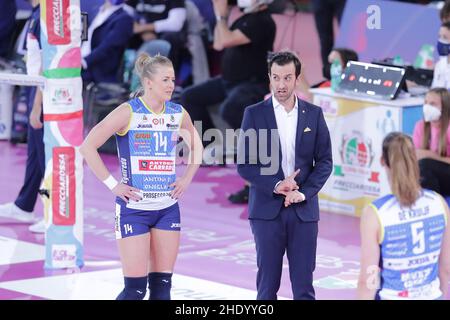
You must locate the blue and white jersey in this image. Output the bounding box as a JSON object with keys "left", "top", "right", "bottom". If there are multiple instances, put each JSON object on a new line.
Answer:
{"left": 371, "top": 190, "right": 448, "bottom": 300}
{"left": 115, "top": 97, "right": 184, "bottom": 210}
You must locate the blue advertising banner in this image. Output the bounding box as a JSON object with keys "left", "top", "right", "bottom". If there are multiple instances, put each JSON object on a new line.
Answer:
{"left": 336, "top": 0, "right": 442, "bottom": 66}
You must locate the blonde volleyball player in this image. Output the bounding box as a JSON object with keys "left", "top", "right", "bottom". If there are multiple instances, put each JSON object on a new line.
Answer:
{"left": 80, "top": 53, "right": 203, "bottom": 300}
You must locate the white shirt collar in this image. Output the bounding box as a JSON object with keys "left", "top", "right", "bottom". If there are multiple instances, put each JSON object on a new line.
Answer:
{"left": 272, "top": 94, "right": 298, "bottom": 111}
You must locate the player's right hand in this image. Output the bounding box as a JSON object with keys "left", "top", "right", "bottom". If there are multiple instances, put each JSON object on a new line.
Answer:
{"left": 112, "top": 184, "right": 142, "bottom": 203}
{"left": 275, "top": 169, "right": 300, "bottom": 195}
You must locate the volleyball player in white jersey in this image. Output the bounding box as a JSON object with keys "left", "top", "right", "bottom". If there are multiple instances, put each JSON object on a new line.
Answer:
{"left": 80, "top": 53, "right": 203, "bottom": 300}
{"left": 357, "top": 132, "right": 450, "bottom": 300}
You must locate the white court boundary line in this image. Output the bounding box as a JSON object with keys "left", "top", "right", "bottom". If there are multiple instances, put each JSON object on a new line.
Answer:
{"left": 0, "top": 268, "right": 290, "bottom": 300}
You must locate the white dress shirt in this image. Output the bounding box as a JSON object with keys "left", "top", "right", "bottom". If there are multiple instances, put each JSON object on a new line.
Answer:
{"left": 272, "top": 94, "right": 298, "bottom": 178}
{"left": 272, "top": 95, "right": 306, "bottom": 201}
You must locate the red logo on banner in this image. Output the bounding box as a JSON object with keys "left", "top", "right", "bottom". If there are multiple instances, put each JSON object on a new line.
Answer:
{"left": 46, "top": 0, "right": 71, "bottom": 45}
{"left": 52, "top": 147, "right": 76, "bottom": 225}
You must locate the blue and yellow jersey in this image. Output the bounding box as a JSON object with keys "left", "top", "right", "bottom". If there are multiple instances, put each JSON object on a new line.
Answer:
{"left": 370, "top": 190, "right": 447, "bottom": 300}
{"left": 115, "top": 97, "right": 184, "bottom": 210}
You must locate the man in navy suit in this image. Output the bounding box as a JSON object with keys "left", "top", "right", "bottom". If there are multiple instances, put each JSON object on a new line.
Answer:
{"left": 237, "top": 51, "right": 332, "bottom": 300}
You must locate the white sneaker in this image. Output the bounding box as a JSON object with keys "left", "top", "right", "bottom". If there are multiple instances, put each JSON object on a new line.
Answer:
{"left": 0, "top": 202, "right": 36, "bottom": 223}
{"left": 28, "top": 219, "right": 46, "bottom": 233}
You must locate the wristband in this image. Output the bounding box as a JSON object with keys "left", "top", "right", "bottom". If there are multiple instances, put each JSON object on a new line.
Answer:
{"left": 216, "top": 15, "right": 228, "bottom": 22}
{"left": 103, "top": 175, "right": 118, "bottom": 190}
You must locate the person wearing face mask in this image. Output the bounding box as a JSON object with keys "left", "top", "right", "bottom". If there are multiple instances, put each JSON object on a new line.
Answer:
{"left": 310, "top": 47, "right": 358, "bottom": 88}
{"left": 180, "top": 0, "right": 276, "bottom": 153}
{"left": 80, "top": 0, "right": 134, "bottom": 84}
{"left": 412, "top": 87, "right": 450, "bottom": 198}
{"left": 432, "top": 22, "right": 450, "bottom": 91}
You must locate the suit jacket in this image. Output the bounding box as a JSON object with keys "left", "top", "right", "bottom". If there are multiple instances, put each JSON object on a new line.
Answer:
{"left": 237, "top": 97, "right": 333, "bottom": 222}
{"left": 82, "top": 8, "right": 133, "bottom": 84}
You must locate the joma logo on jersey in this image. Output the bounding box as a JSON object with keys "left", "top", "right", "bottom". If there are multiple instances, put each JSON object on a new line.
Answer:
{"left": 171, "top": 223, "right": 180, "bottom": 228}
{"left": 152, "top": 118, "right": 164, "bottom": 125}
{"left": 135, "top": 133, "right": 151, "bottom": 139}
{"left": 408, "top": 256, "right": 430, "bottom": 267}
{"left": 137, "top": 123, "right": 152, "bottom": 129}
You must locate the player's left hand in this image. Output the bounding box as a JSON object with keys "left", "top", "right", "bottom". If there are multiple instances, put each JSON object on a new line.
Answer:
{"left": 169, "top": 176, "right": 192, "bottom": 199}
{"left": 284, "top": 190, "right": 305, "bottom": 207}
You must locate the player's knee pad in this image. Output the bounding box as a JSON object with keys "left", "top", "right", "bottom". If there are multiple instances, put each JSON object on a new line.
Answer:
{"left": 148, "top": 272, "right": 172, "bottom": 300}
{"left": 116, "top": 276, "right": 147, "bottom": 300}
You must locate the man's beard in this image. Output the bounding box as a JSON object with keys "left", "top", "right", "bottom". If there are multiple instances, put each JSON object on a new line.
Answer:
{"left": 273, "top": 88, "right": 294, "bottom": 102}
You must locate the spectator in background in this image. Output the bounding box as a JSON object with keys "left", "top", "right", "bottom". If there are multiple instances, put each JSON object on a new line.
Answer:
{"left": 0, "top": 0, "right": 17, "bottom": 59}
{"left": 128, "top": 0, "right": 187, "bottom": 74}
{"left": 413, "top": 87, "right": 450, "bottom": 198}
{"left": 181, "top": 0, "right": 276, "bottom": 151}
{"left": 311, "top": 0, "right": 347, "bottom": 79}
{"left": 81, "top": 0, "right": 134, "bottom": 84}
{"left": 432, "top": 22, "right": 450, "bottom": 91}
{"left": 80, "top": 0, "right": 104, "bottom": 26}
{"left": 312, "top": 47, "right": 358, "bottom": 88}
{"left": 191, "top": 0, "right": 216, "bottom": 32}
{"left": 183, "top": 0, "right": 211, "bottom": 85}
{"left": 441, "top": 0, "right": 450, "bottom": 23}
{"left": 0, "top": 0, "right": 45, "bottom": 233}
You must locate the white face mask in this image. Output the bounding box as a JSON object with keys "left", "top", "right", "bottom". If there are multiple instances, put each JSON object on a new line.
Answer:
{"left": 237, "top": 0, "right": 254, "bottom": 8}
{"left": 423, "top": 104, "right": 441, "bottom": 122}
{"left": 238, "top": 0, "right": 260, "bottom": 13}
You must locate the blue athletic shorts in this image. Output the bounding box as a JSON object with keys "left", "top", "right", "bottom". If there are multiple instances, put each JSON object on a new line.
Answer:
{"left": 114, "top": 201, "right": 181, "bottom": 239}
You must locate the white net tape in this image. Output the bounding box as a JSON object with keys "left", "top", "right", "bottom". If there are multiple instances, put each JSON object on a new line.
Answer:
{"left": 0, "top": 72, "right": 45, "bottom": 87}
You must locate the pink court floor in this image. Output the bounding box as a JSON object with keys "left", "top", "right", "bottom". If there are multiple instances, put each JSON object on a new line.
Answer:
{"left": 0, "top": 140, "right": 370, "bottom": 300}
